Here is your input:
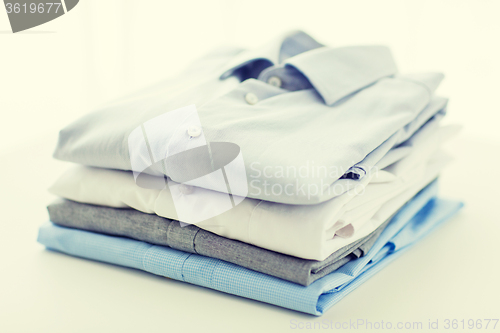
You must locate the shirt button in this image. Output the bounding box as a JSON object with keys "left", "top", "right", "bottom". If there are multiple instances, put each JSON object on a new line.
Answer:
{"left": 245, "top": 92, "right": 259, "bottom": 105}
{"left": 179, "top": 184, "right": 194, "bottom": 195}
{"left": 267, "top": 76, "right": 282, "bottom": 88}
{"left": 187, "top": 125, "right": 201, "bottom": 138}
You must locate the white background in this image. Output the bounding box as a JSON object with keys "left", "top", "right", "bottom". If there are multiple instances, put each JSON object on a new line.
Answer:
{"left": 0, "top": 1, "right": 499, "bottom": 332}
{"left": 1, "top": 0, "right": 500, "bottom": 154}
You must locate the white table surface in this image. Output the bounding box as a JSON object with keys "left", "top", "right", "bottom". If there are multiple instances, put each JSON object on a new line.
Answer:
{"left": 0, "top": 133, "right": 499, "bottom": 333}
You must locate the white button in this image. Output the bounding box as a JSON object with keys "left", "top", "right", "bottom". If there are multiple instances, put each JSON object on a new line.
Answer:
{"left": 178, "top": 184, "right": 194, "bottom": 195}
{"left": 267, "top": 76, "right": 282, "bottom": 88}
{"left": 245, "top": 92, "right": 259, "bottom": 105}
{"left": 187, "top": 125, "right": 201, "bottom": 138}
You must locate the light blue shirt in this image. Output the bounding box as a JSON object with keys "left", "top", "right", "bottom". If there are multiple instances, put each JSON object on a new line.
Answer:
{"left": 37, "top": 180, "right": 463, "bottom": 315}
{"left": 53, "top": 31, "right": 447, "bottom": 204}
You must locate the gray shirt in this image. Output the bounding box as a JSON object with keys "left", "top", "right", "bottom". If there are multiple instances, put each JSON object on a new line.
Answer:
{"left": 47, "top": 199, "right": 390, "bottom": 286}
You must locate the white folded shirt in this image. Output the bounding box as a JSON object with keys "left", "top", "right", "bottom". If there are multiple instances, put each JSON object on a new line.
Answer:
{"left": 49, "top": 119, "right": 459, "bottom": 260}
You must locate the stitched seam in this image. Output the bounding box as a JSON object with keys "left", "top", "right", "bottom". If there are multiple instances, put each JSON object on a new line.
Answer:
{"left": 191, "top": 228, "right": 202, "bottom": 255}
{"left": 142, "top": 244, "right": 156, "bottom": 271}
{"left": 209, "top": 260, "right": 224, "bottom": 288}
{"left": 179, "top": 253, "right": 193, "bottom": 282}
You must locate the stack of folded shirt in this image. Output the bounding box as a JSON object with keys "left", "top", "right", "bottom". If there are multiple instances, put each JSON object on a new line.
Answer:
{"left": 38, "top": 31, "right": 463, "bottom": 316}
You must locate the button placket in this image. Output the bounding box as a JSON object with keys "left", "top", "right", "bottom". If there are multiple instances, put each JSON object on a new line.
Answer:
{"left": 187, "top": 125, "right": 202, "bottom": 139}
{"left": 245, "top": 92, "right": 259, "bottom": 105}
{"left": 267, "top": 76, "right": 282, "bottom": 88}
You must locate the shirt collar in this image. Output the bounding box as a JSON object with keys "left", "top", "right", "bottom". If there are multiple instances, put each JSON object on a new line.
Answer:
{"left": 285, "top": 45, "right": 398, "bottom": 105}
{"left": 220, "top": 32, "right": 398, "bottom": 106}
{"left": 219, "top": 30, "right": 323, "bottom": 80}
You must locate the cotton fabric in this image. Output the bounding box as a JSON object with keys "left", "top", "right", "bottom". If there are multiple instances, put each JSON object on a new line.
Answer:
{"left": 47, "top": 199, "right": 391, "bottom": 286}
{"left": 38, "top": 181, "right": 463, "bottom": 315}
{"left": 52, "top": 30, "right": 447, "bottom": 205}
{"left": 49, "top": 119, "right": 459, "bottom": 260}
